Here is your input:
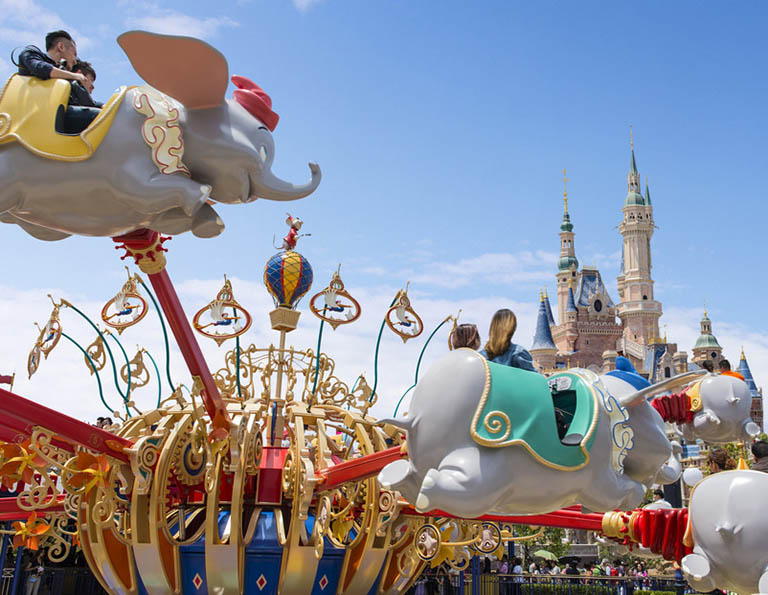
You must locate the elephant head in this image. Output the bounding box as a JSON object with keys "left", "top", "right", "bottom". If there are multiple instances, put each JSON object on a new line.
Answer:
{"left": 118, "top": 31, "right": 321, "bottom": 205}
{"left": 682, "top": 375, "right": 760, "bottom": 444}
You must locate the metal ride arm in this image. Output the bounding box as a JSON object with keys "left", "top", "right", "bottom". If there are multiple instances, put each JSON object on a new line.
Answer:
{"left": 0, "top": 387, "right": 132, "bottom": 461}
{"left": 112, "top": 229, "right": 231, "bottom": 436}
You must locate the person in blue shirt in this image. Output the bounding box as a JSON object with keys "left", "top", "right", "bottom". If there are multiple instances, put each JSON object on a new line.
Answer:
{"left": 479, "top": 308, "right": 536, "bottom": 372}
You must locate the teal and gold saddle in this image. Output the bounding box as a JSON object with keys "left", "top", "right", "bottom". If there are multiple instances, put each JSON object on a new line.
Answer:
{"left": 469, "top": 355, "right": 599, "bottom": 471}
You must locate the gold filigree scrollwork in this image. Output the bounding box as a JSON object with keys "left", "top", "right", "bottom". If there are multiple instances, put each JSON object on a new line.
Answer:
{"left": 84, "top": 336, "right": 107, "bottom": 374}
{"left": 120, "top": 348, "right": 150, "bottom": 389}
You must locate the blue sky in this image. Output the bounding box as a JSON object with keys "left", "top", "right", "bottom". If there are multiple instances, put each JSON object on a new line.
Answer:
{"left": 0, "top": 0, "right": 765, "bottom": 421}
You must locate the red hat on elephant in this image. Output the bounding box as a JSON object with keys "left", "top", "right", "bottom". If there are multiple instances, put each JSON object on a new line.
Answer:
{"left": 231, "top": 75, "right": 280, "bottom": 131}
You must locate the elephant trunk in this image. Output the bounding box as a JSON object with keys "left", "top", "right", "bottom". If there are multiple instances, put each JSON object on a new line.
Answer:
{"left": 252, "top": 162, "right": 321, "bottom": 202}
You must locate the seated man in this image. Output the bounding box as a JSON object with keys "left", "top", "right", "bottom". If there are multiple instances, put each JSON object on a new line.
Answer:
{"left": 14, "top": 30, "right": 87, "bottom": 92}
{"left": 71, "top": 60, "right": 103, "bottom": 108}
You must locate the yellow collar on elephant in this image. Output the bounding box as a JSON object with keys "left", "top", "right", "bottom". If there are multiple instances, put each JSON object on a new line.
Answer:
{"left": 0, "top": 75, "right": 130, "bottom": 161}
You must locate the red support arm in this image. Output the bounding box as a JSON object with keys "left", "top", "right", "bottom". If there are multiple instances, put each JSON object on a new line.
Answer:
{"left": 316, "top": 445, "right": 407, "bottom": 491}
{"left": 400, "top": 504, "right": 606, "bottom": 531}
{"left": 113, "top": 229, "right": 230, "bottom": 435}
{"left": 0, "top": 388, "right": 131, "bottom": 461}
{"left": 0, "top": 495, "right": 66, "bottom": 521}
{"left": 0, "top": 411, "right": 75, "bottom": 452}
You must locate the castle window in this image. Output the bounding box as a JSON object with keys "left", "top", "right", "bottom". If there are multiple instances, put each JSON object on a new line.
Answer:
{"left": 665, "top": 367, "right": 671, "bottom": 378}
{"left": 642, "top": 295, "right": 648, "bottom": 300}
{"left": 711, "top": 352, "right": 718, "bottom": 359}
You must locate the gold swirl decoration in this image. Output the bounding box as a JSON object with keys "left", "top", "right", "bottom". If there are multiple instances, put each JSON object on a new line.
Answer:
{"left": 0, "top": 113, "right": 10, "bottom": 137}
{"left": 482, "top": 410, "right": 512, "bottom": 441}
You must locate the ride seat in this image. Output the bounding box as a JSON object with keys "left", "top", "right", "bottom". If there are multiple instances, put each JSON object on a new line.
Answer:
{"left": 55, "top": 103, "right": 101, "bottom": 135}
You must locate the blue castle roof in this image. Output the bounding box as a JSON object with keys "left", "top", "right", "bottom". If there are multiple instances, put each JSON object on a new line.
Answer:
{"left": 737, "top": 351, "right": 760, "bottom": 398}
{"left": 531, "top": 298, "right": 557, "bottom": 351}
{"left": 566, "top": 286, "right": 577, "bottom": 313}
{"left": 575, "top": 268, "right": 616, "bottom": 309}
{"left": 543, "top": 292, "right": 555, "bottom": 325}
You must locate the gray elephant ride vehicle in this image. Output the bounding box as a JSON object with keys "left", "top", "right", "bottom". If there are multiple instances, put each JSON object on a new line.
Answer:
{"left": 0, "top": 31, "right": 320, "bottom": 241}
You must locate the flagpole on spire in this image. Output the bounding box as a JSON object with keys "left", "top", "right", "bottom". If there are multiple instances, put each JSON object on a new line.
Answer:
{"left": 562, "top": 168, "right": 569, "bottom": 213}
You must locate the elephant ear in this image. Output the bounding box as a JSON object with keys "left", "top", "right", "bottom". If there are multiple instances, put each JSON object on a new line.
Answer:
{"left": 117, "top": 30, "right": 229, "bottom": 109}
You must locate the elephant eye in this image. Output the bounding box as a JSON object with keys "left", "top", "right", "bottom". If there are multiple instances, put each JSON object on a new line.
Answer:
{"left": 258, "top": 126, "right": 268, "bottom": 131}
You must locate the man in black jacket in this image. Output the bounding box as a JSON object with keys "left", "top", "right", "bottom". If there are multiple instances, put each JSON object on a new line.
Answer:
{"left": 71, "top": 60, "right": 103, "bottom": 108}
{"left": 14, "top": 30, "right": 88, "bottom": 93}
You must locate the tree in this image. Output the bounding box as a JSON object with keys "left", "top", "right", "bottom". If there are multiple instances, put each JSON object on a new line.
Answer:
{"left": 512, "top": 525, "right": 569, "bottom": 566}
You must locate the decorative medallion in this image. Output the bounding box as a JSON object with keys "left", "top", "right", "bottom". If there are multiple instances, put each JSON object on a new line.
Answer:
{"left": 473, "top": 522, "right": 501, "bottom": 554}
{"left": 101, "top": 272, "right": 148, "bottom": 334}
{"left": 256, "top": 574, "right": 268, "bottom": 591}
{"left": 318, "top": 575, "right": 329, "bottom": 590}
{"left": 192, "top": 276, "right": 252, "bottom": 346}
{"left": 385, "top": 285, "right": 424, "bottom": 343}
{"left": 414, "top": 523, "right": 441, "bottom": 561}
{"left": 309, "top": 268, "right": 361, "bottom": 329}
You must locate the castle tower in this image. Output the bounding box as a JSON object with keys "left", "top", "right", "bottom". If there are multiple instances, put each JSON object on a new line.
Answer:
{"left": 557, "top": 169, "right": 579, "bottom": 323}
{"left": 737, "top": 348, "right": 763, "bottom": 429}
{"left": 617, "top": 131, "right": 662, "bottom": 346}
{"left": 530, "top": 292, "right": 557, "bottom": 372}
{"left": 564, "top": 283, "right": 578, "bottom": 352}
{"left": 691, "top": 309, "right": 722, "bottom": 367}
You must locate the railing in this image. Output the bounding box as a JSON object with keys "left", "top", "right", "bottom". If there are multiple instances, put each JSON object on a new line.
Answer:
{"left": 0, "top": 567, "right": 105, "bottom": 595}
{"left": 407, "top": 573, "right": 697, "bottom": 595}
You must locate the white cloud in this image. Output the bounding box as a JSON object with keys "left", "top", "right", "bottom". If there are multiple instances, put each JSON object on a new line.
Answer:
{"left": 292, "top": 0, "right": 323, "bottom": 12}
{"left": 357, "top": 251, "right": 558, "bottom": 290}
{"left": 0, "top": 0, "right": 94, "bottom": 50}
{"left": 123, "top": 4, "right": 238, "bottom": 41}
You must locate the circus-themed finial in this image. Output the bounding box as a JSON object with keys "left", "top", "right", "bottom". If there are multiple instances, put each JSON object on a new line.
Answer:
{"left": 309, "top": 266, "right": 362, "bottom": 330}
{"left": 276, "top": 213, "right": 311, "bottom": 251}
{"left": 193, "top": 275, "right": 253, "bottom": 346}
{"left": 101, "top": 269, "right": 148, "bottom": 334}
{"left": 385, "top": 283, "right": 424, "bottom": 343}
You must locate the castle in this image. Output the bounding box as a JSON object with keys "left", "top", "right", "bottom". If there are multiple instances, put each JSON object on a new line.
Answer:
{"left": 528, "top": 138, "right": 764, "bottom": 429}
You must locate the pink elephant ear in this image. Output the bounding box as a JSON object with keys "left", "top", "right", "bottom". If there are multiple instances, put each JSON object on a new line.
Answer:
{"left": 117, "top": 30, "right": 229, "bottom": 109}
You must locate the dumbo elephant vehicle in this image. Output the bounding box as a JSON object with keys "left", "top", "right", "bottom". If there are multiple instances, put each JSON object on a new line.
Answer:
{"left": 0, "top": 31, "right": 320, "bottom": 241}
{"left": 379, "top": 349, "right": 710, "bottom": 518}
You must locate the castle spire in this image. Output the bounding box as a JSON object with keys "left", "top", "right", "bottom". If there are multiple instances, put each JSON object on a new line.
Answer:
{"left": 625, "top": 126, "right": 644, "bottom": 204}
{"left": 560, "top": 168, "right": 573, "bottom": 232}
{"left": 645, "top": 176, "right": 651, "bottom": 205}
{"left": 531, "top": 298, "right": 557, "bottom": 351}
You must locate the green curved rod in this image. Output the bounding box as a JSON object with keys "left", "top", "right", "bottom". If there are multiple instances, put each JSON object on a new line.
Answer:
{"left": 311, "top": 307, "right": 327, "bottom": 399}
{"left": 135, "top": 276, "right": 174, "bottom": 392}
{"left": 369, "top": 297, "right": 398, "bottom": 402}
{"left": 235, "top": 335, "right": 243, "bottom": 401}
{"left": 393, "top": 316, "right": 451, "bottom": 416}
{"left": 105, "top": 330, "right": 132, "bottom": 404}
{"left": 62, "top": 302, "right": 130, "bottom": 410}
{"left": 60, "top": 331, "right": 113, "bottom": 414}
{"left": 143, "top": 349, "right": 162, "bottom": 408}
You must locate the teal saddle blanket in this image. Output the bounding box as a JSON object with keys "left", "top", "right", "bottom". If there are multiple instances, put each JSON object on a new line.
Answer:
{"left": 469, "top": 357, "right": 599, "bottom": 470}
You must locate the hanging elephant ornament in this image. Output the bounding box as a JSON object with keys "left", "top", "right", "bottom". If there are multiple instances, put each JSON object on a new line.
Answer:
{"left": 101, "top": 272, "right": 148, "bottom": 334}
{"left": 385, "top": 285, "right": 424, "bottom": 343}
{"left": 192, "top": 276, "right": 252, "bottom": 346}
{"left": 309, "top": 268, "right": 361, "bottom": 330}
{"left": 27, "top": 301, "right": 63, "bottom": 378}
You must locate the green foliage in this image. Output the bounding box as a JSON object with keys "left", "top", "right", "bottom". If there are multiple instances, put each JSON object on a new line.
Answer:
{"left": 513, "top": 525, "right": 569, "bottom": 565}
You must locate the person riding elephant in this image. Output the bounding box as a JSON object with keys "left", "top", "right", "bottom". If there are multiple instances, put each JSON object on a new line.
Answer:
{"left": 479, "top": 309, "right": 536, "bottom": 372}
